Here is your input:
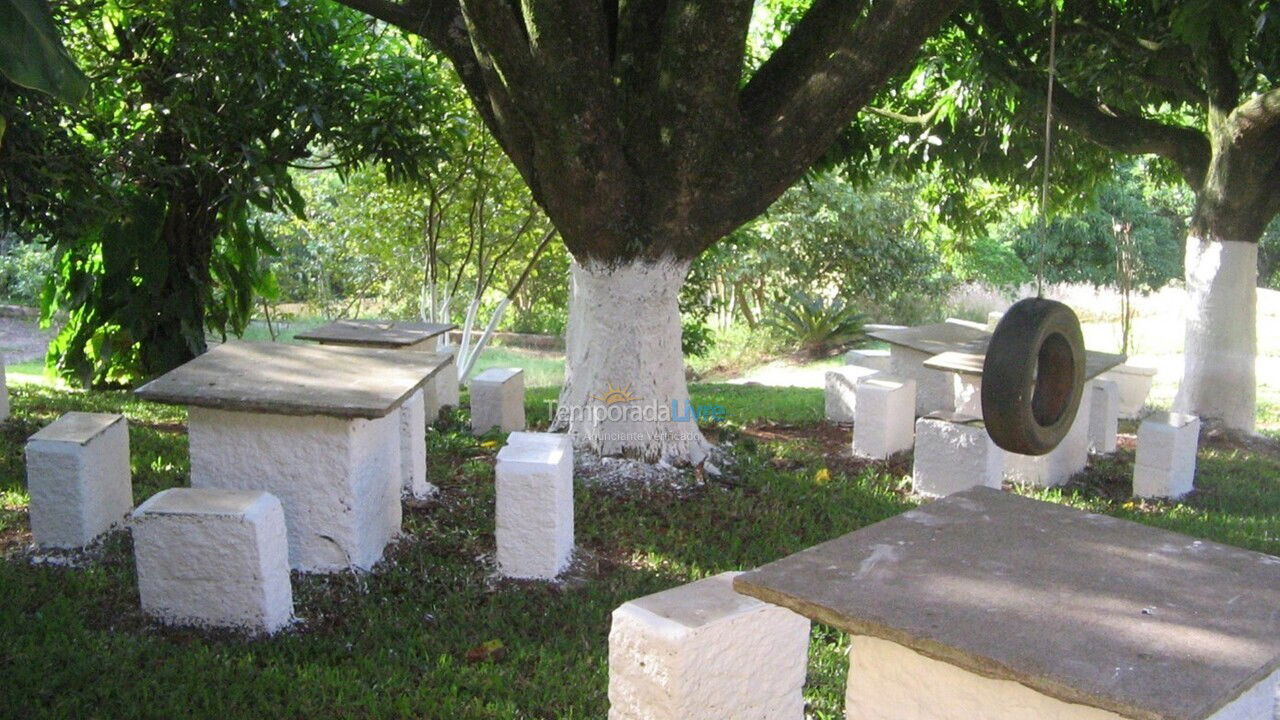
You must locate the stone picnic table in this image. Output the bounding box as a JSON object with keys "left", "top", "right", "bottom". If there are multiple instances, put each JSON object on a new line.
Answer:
{"left": 294, "top": 318, "right": 456, "bottom": 352}
{"left": 136, "top": 341, "right": 452, "bottom": 572}
{"left": 734, "top": 487, "right": 1280, "bottom": 720}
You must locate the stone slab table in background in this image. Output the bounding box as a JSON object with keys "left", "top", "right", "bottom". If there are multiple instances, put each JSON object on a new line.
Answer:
{"left": 296, "top": 319, "right": 459, "bottom": 497}
{"left": 136, "top": 341, "right": 449, "bottom": 572}
{"left": 735, "top": 487, "right": 1280, "bottom": 720}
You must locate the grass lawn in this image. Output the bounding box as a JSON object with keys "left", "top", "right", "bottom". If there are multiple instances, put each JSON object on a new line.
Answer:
{"left": 1, "top": 379, "right": 1277, "bottom": 718}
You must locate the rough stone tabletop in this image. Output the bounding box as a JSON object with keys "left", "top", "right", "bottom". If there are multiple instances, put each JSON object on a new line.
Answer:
{"left": 135, "top": 341, "right": 452, "bottom": 419}
{"left": 294, "top": 319, "right": 456, "bottom": 348}
{"left": 734, "top": 487, "right": 1280, "bottom": 720}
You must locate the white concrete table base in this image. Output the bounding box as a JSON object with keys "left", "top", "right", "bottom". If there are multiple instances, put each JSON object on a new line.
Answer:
{"left": 26, "top": 412, "right": 132, "bottom": 549}
{"left": 853, "top": 376, "right": 916, "bottom": 460}
{"left": 131, "top": 488, "right": 293, "bottom": 634}
{"left": 187, "top": 406, "right": 402, "bottom": 572}
{"left": 912, "top": 413, "right": 1003, "bottom": 498}
{"left": 1088, "top": 379, "right": 1120, "bottom": 455}
{"left": 1099, "top": 363, "right": 1157, "bottom": 419}
{"left": 889, "top": 345, "right": 954, "bottom": 416}
{"left": 1134, "top": 411, "right": 1201, "bottom": 499}
{"left": 398, "top": 388, "right": 435, "bottom": 499}
{"left": 825, "top": 366, "right": 880, "bottom": 424}
{"left": 845, "top": 634, "right": 1280, "bottom": 720}
{"left": 1005, "top": 388, "right": 1093, "bottom": 487}
{"left": 495, "top": 432, "right": 573, "bottom": 579}
{"left": 844, "top": 348, "right": 891, "bottom": 372}
{"left": 436, "top": 346, "right": 461, "bottom": 410}
{"left": 951, "top": 370, "right": 982, "bottom": 417}
{"left": 608, "top": 572, "right": 810, "bottom": 720}
{"left": 470, "top": 367, "right": 525, "bottom": 435}
{"left": 0, "top": 361, "right": 9, "bottom": 422}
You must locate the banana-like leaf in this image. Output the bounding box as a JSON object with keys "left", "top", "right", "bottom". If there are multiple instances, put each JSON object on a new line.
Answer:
{"left": 0, "top": 0, "right": 89, "bottom": 104}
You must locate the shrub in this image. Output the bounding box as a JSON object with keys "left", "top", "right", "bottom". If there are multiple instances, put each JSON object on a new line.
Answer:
{"left": 765, "top": 291, "right": 865, "bottom": 357}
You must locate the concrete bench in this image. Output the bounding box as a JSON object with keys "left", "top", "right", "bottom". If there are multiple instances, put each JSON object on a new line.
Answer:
{"left": 912, "top": 412, "right": 1003, "bottom": 498}
{"left": 470, "top": 367, "right": 525, "bottom": 434}
{"left": 1088, "top": 378, "right": 1120, "bottom": 455}
{"left": 1134, "top": 411, "right": 1201, "bottom": 499}
{"left": 736, "top": 488, "right": 1280, "bottom": 720}
{"left": 131, "top": 488, "right": 292, "bottom": 634}
{"left": 26, "top": 412, "right": 132, "bottom": 549}
{"left": 852, "top": 376, "right": 916, "bottom": 459}
{"left": 1005, "top": 384, "right": 1094, "bottom": 487}
{"left": 824, "top": 365, "right": 880, "bottom": 424}
{"left": 844, "top": 348, "right": 891, "bottom": 372}
{"left": 608, "top": 572, "right": 810, "bottom": 720}
{"left": 495, "top": 432, "right": 573, "bottom": 579}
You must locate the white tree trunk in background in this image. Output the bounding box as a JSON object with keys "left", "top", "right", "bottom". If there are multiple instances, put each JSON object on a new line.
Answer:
{"left": 553, "top": 258, "right": 711, "bottom": 464}
{"left": 1173, "top": 236, "right": 1258, "bottom": 432}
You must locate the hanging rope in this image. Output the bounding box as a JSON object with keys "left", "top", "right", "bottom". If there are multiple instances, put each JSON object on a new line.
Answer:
{"left": 1036, "top": 0, "right": 1059, "bottom": 298}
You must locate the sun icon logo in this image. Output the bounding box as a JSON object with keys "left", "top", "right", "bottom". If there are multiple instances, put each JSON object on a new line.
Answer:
{"left": 591, "top": 382, "right": 639, "bottom": 405}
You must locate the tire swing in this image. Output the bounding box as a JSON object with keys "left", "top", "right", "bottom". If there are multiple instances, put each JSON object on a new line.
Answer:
{"left": 981, "top": 2, "right": 1086, "bottom": 456}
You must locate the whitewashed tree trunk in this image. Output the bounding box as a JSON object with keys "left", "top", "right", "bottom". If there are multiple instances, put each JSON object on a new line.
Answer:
{"left": 1173, "top": 235, "right": 1258, "bottom": 432}
{"left": 552, "top": 258, "right": 710, "bottom": 464}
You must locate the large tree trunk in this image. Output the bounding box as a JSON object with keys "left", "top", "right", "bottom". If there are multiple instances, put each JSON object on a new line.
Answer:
{"left": 1173, "top": 233, "right": 1258, "bottom": 432}
{"left": 552, "top": 258, "right": 711, "bottom": 464}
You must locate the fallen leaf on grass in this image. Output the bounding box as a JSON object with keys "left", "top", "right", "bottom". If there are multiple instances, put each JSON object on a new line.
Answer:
{"left": 465, "top": 639, "right": 506, "bottom": 663}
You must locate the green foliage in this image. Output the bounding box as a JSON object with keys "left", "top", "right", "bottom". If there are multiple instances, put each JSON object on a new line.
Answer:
{"left": 0, "top": 237, "right": 51, "bottom": 304}
{"left": 0, "top": 0, "right": 88, "bottom": 106}
{"left": 765, "top": 290, "right": 865, "bottom": 357}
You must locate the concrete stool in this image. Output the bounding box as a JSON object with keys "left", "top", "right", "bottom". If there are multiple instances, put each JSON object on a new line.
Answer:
{"left": 470, "top": 367, "right": 525, "bottom": 434}
{"left": 825, "top": 365, "right": 880, "bottom": 424}
{"left": 912, "top": 412, "right": 1003, "bottom": 498}
{"left": 1133, "top": 412, "right": 1201, "bottom": 499}
{"left": 436, "top": 346, "right": 461, "bottom": 410}
{"left": 1088, "top": 379, "right": 1120, "bottom": 455}
{"left": 1099, "top": 363, "right": 1157, "bottom": 419}
{"left": 131, "top": 488, "right": 293, "bottom": 634}
{"left": 398, "top": 388, "right": 435, "bottom": 499}
{"left": 888, "top": 345, "right": 953, "bottom": 416}
{"left": 853, "top": 376, "right": 916, "bottom": 459}
{"left": 26, "top": 412, "right": 132, "bottom": 549}
{"left": 496, "top": 432, "right": 573, "bottom": 579}
{"left": 844, "top": 348, "right": 891, "bottom": 372}
{"left": 608, "top": 572, "right": 810, "bottom": 720}
{"left": 1005, "top": 387, "right": 1093, "bottom": 487}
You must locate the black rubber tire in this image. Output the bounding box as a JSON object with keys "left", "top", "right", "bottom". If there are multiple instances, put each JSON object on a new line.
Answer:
{"left": 981, "top": 297, "right": 1086, "bottom": 456}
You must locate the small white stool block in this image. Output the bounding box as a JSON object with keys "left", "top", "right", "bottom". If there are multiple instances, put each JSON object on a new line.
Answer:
{"left": 187, "top": 407, "right": 401, "bottom": 572}
{"left": 608, "top": 572, "right": 810, "bottom": 720}
{"left": 1005, "top": 388, "right": 1093, "bottom": 487}
{"left": 912, "top": 413, "right": 1003, "bottom": 498}
{"left": 131, "top": 488, "right": 293, "bottom": 634}
{"left": 496, "top": 432, "right": 573, "bottom": 579}
{"left": 26, "top": 412, "right": 132, "bottom": 549}
{"left": 1088, "top": 379, "right": 1120, "bottom": 455}
{"left": 398, "top": 388, "right": 435, "bottom": 499}
{"left": 436, "top": 346, "right": 461, "bottom": 409}
{"left": 470, "top": 367, "right": 525, "bottom": 434}
{"left": 951, "top": 371, "right": 983, "bottom": 417}
{"left": 1098, "top": 364, "right": 1157, "bottom": 419}
{"left": 1133, "top": 412, "right": 1200, "bottom": 499}
{"left": 853, "top": 376, "right": 917, "bottom": 459}
{"left": 825, "top": 366, "right": 880, "bottom": 424}
{"left": 888, "top": 345, "right": 953, "bottom": 416}
{"left": 844, "top": 348, "right": 892, "bottom": 372}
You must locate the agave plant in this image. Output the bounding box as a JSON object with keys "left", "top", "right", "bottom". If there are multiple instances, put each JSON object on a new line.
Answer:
{"left": 765, "top": 291, "right": 865, "bottom": 357}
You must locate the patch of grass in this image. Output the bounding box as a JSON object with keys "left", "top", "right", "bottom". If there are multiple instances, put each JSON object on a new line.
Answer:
{"left": 0, "top": 383, "right": 1276, "bottom": 718}
{"left": 467, "top": 346, "right": 564, "bottom": 389}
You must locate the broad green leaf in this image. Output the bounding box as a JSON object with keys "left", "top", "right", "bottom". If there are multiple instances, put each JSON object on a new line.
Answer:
{"left": 0, "top": 0, "right": 90, "bottom": 104}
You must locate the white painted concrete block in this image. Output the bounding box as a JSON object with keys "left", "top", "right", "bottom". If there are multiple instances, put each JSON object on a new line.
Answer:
{"left": 470, "top": 367, "right": 525, "bottom": 435}
{"left": 1088, "top": 379, "right": 1120, "bottom": 455}
{"left": 853, "top": 376, "right": 917, "bottom": 460}
{"left": 986, "top": 311, "right": 1004, "bottom": 331}
{"left": 608, "top": 572, "right": 810, "bottom": 720}
{"left": 436, "top": 346, "right": 460, "bottom": 409}
{"left": 398, "top": 388, "right": 435, "bottom": 499}
{"left": 844, "top": 348, "right": 892, "bottom": 372}
{"left": 912, "top": 414, "right": 1003, "bottom": 498}
{"left": 952, "top": 371, "right": 983, "bottom": 417}
{"left": 131, "top": 488, "right": 292, "bottom": 634}
{"left": 1005, "top": 389, "right": 1093, "bottom": 487}
{"left": 825, "top": 366, "right": 880, "bottom": 424}
{"left": 1133, "top": 412, "right": 1201, "bottom": 499}
{"left": 1099, "top": 364, "right": 1157, "bottom": 419}
{"left": 845, "top": 633, "right": 1280, "bottom": 720}
{"left": 0, "top": 360, "right": 9, "bottom": 422}
{"left": 26, "top": 412, "right": 132, "bottom": 549}
{"left": 187, "top": 406, "right": 401, "bottom": 573}
{"left": 889, "top": 345, "right": 953, "bottom": 416}
{"left": 495, "top": 432, "right": 573, "bottom": 579}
